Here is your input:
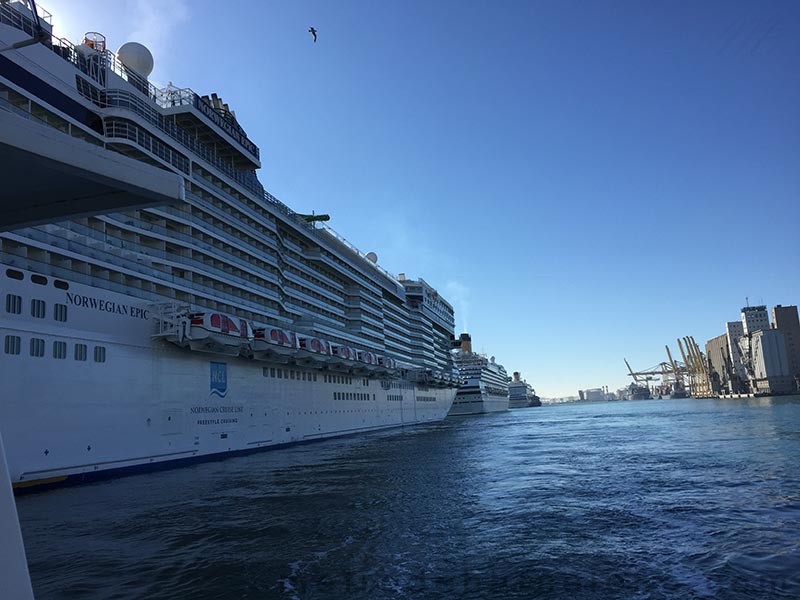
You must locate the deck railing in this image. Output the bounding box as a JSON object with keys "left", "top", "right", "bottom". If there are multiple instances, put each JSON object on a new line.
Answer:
{"left": 1, "top": 0, "right": 401, "bottom": 292}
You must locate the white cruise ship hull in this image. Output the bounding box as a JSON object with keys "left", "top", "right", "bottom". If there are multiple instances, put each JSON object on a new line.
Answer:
{"left": 0, "top": 270, "right": 456, "bottom": 490}
{"left": 448, "top": 391, "right": 509, "bottom": 416}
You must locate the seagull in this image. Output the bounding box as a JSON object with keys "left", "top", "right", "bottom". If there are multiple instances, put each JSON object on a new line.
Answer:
{"left": 308, "top": 27, "right": 317, "bottom": 43}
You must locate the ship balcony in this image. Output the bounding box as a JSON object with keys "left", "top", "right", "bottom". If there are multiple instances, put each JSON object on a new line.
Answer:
{"left": 0, "top": 98, "right": 183, "bottom": 231}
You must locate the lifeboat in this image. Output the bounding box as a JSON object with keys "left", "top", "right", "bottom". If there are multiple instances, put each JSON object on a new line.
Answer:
{"left": 349, "top": 349, "right": 375, "bottom": 373}
{"left": 325, "top": 344, "right": 358, "bottom": 371}
{"left": 252, "top": 326, "right": 297, "bottom": 360}
{"left": 336, "top": 346, "right": 356, "bottom": 361}
{"left": 180, "top": 312, "right": 253, "bottom": 356}
{"left": 375, "top": 355, "right": 399, "bottom": 376}
{"left": 295, "top": 335, "right": 331, "bottom": 365}
{"left": 310, "top": 338, "right": 330, "bottom": 355}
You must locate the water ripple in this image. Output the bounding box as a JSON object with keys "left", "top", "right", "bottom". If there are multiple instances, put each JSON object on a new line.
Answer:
{"left": 16, "top": 396, "right": 800, "bottom": 599}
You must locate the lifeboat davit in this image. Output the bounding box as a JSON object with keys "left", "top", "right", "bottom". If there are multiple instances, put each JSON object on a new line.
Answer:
{"left": 182, "top": 312, "right": 253, "bottom": 356}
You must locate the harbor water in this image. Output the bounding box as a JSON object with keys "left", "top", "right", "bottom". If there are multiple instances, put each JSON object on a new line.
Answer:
{"left": 16, "top": 396, "right": 800, "bottom": 599}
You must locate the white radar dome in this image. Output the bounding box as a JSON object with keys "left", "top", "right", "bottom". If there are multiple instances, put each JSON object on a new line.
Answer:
{"left": 117, "top": 42, "right": 154, "bottom": 77}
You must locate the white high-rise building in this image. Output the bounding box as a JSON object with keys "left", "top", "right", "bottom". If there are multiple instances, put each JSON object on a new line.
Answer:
{"left": 741, "top": 305, "right": 770, "bottom": 336}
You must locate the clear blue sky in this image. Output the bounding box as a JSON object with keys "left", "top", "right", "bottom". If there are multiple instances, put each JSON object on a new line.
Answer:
{"left": 48, "top": 0, "right": 800, "bottom": 397}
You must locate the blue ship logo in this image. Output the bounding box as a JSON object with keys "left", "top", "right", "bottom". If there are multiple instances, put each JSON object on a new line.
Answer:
{"left": 210, "top": 362, "right": 228, "bottom": 398}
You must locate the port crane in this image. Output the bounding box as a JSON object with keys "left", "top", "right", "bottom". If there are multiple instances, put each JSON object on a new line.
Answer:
{"left": 625, "top": 359, "right": 663, "bottom": 385}
{"left": 625, "top": 359, "right": 686, "bottom": 396}
{"left": 675, "top": 336, "right": 715, "bottom": 398}
{"left": 664, "top": 345, "right": 688, "bottom": 396}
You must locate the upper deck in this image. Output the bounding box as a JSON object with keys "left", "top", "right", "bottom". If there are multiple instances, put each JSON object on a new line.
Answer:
{"left": 0, "top": 0, "right": 261, "bottom": 170}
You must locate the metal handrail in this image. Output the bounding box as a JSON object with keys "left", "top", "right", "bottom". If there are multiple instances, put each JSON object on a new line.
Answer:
{"left": 1, "top": 0, "right": 405, "bottom": 300}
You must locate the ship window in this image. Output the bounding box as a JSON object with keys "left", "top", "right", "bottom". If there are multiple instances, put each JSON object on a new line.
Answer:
{"left": 270, "top": 368, "right": 276, "bottom": 377}
{"left": 74, "top": 344, "right": 88, "bottom": 361}
{"left": 30, "top": 338, "right": 45, "bottom": 357}
{"left": 313, "top": 374, "right": 317, "bottom": 382}
{"left": 54, "top": 280, "right": 69, "bottom": 290}
{"left": 31, "top": 299, "right": 46, "bottom": 319}
{"left": 277, "top": 369, "right": 282, "bottom": 379}
{"left": 53, "top": 341, "right": 67, "bottom": 359}
{"left": 6, "top": 269, "right": 24, "bottom": 280}
{"left": 290, "top": 371, "right": 295, "bottom": 380}
{"left": 5, "top": 294, "right": 22, "bottom": 314}
{"left": 4, "top": 335, "right": 21, "bottom": 355}
{"left": 31, "top": 274, "right": 47, "bottom": 285}
{"left": 94, "top": 346, "right": 106, "bottom": 363}
{"left": 54, "top": 303, "right": 68, "bottom": 322}
{"left": 302, "top": 372, "right": 307, "bottom": 381}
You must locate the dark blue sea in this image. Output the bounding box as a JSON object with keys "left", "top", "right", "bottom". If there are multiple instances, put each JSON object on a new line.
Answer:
{"left": 16, "top": 397, "right": 800, "bottom": 599}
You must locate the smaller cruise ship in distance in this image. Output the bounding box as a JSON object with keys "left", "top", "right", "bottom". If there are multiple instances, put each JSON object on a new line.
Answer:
{"left": 449, "top": 333, "right": 509, "bottom": 415}
{"left": 507, "top": 371, "right": 541, "bottom": 408}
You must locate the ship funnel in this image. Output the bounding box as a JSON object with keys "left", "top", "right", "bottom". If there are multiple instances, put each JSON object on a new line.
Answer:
{"left": 459, "top": 333, "right": 472, "bottom": 353}
{"left": 513, "top": 372, "right": 521, "bottom": 382}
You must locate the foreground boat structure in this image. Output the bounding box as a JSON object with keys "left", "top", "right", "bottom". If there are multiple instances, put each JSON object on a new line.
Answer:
{"left": 0, "top": 1, "right": 460, "bottom": 490}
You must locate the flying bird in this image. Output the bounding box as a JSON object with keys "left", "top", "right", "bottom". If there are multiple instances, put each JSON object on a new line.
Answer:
{"left": 308, "top": 27, "right": 317, "bottom": 43}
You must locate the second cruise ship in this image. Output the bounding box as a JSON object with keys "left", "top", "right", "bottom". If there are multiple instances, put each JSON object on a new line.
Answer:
{"left": 448, "top": 333, "right": 509, "bottom": 415}
{"left": 507, "top": 371, "right": 541, "bottom": 408}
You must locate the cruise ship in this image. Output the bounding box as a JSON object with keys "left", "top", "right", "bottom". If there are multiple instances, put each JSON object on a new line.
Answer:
{"left": 0, "top": 1, "right": 460, "bottom": 490}
{"left": 507, "top": 371, "right": 541, "bottom": 408}
{"left": 448, "top": 333, "right": 509, "bottom": 415}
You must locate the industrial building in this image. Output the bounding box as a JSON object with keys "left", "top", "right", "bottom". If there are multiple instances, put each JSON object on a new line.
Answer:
{"left": 772, "top": 305, "right": 800, "bottom": 389}
{"left": 705, "top": 304, "right": 795, "bottom": 396}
